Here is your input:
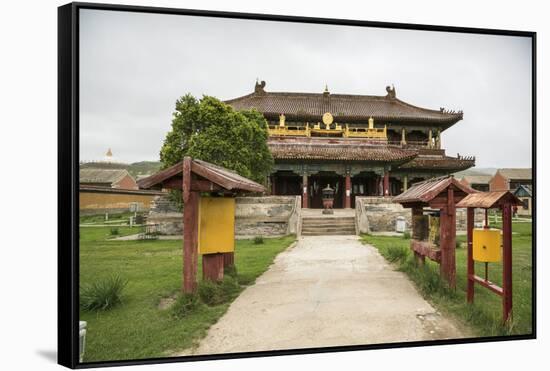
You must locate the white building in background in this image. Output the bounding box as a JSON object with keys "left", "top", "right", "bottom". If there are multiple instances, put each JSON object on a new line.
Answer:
{"left": 103, "top": 148, "right": 116, "bottom": 163}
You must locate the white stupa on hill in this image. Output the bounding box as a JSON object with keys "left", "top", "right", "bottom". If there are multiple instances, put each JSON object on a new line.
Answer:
{"left": 103, "top": 148, "right": 116, "bottom": 163}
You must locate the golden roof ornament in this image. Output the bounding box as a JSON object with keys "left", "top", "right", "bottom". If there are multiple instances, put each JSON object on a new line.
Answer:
{"left": 279, "top": 113, "right": 286, "bottom": 127}
{"left": 322, "top": 112, "right": 334, "bottom": 125}
{"left": 254, "top": 79, "right": 266, "bottom": 94}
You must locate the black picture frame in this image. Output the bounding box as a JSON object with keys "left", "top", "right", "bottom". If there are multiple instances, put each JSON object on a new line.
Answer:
{"left": 58, "top": 2, "right": 537, "bottom": 368}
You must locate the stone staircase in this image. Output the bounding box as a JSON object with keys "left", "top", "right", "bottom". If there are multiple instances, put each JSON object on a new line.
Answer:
{"left": 301, "top": 215, "right": 357, "bottom": 236}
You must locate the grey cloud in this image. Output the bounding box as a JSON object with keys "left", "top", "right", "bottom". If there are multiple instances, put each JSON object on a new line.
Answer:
{"left": 79, "top": 9, "right": 532, "bottom": 168}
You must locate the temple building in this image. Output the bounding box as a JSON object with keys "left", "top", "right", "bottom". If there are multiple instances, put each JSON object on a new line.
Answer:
{"left": 225, "top": 81, "right": 475, "bottom": 209}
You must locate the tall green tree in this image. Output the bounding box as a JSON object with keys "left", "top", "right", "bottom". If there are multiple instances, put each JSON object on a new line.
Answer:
{"left": 160, "top": 94, "right": 273, "bottom": 185}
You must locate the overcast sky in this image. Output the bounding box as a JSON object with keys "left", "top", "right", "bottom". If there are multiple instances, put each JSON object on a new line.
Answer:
{"left": 80, "top": 9, "right": 532, "bottom": 168}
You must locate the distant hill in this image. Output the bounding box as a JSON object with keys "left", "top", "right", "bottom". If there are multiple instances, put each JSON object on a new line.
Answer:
{"left": 127, "top": 161, "right": 162, "bottom": 178}
{"left": 80, "top": 161, "right": 162, "bottom": 178}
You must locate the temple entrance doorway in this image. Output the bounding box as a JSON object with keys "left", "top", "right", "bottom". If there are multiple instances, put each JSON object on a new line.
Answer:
{"left": 272, "top": 171, "right": 301, "bottom": 196}
{"left": 351, "top": 172, "right": 381, "bottom": 208}
{"left": 390, "top": 178, "right": 403, "bottom": 196}
{"left": 308, "top": 172, "right": 343, "bottom": 209}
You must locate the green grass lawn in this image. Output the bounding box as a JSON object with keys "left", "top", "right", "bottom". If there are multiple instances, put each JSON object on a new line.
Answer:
{"left": 362, "top": 221, "right": 533, "bottom": 337}
{"left": 79, "top": 227, "right": 295, "bottom": 362}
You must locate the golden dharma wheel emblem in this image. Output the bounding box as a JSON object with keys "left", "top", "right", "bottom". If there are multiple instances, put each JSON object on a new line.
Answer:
{"left": 322, "top": 112, "right": 334, "bottom": 125}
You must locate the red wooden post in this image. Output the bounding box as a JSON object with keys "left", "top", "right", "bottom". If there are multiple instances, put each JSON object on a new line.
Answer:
{"left": 466, "top": 207, "right": 475, "bottom": 303}
{"left": 383, "top": 171, "right": 390, "bottom": 196}
{"left": 182, "top": 157, "right": 199, "bottom": 293}
{"left": 203, "top": 253, "right": 225, "bottom": 282}
{"left": 439, "top": 187, "right": 456, "bottom": 289}
{"left": 345, "top": 174, "right": 351, "bottom": 208}
{"left": 502, "top": 202, "right": 513, "bottom": 323}
{"left": 223, "top": 252, "right": 234, "bottom": 267}
{"left": 411, "top": 206, "right": 425, "bottom": 265}
{"left": 302, "top": 174, "right": 308, "bottom": 208}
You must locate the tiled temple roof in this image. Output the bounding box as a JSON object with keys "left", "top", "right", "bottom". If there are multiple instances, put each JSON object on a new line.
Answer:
{"left": 225, "top": 81, "right": 463, "bottom": 128}
{"left": 268, "top": 140, "right": 418, "bottom": 162}
{"left": 460, "top": 175, "right": 492, "bottom": 185}
{"left": 496, "top": 168, "right": 532, "bottom": 180}
{"left": 79, "top": 168, "right": 131, "bottom": 185}
{"left": 397, "top": 155, "right": 476, "bottom": 171}
{"left": 266, "top": 136, "right": 474, "bottom": 171}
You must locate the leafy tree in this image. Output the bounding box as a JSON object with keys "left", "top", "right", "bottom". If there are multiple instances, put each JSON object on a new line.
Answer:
{"left": 160, "top": 94, "right": 273, "bottom": 186}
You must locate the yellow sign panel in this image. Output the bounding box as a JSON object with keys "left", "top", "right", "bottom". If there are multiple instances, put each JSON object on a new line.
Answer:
{"left": 473, "top": 229, "right": 502, "bottom": 263}
{"left": 198, "top": 197, "right": 235, "bottom": 254}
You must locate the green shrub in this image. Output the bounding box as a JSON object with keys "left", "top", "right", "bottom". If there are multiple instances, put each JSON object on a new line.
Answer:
{"left": 224, "top": 264, "right": 238, "bottom": 278}
{"left": 110, "top": 227, "right": 119, "bottom": 236}
{"left": 198, "top": 280, "right": 224, "bottom": 306}
{"left": 220, "top": 276, "right": 241, "bottom": 298}
{"left": 385, "top": 245, "right": 410, "bottom": 263}
{"left": 401, "top": 258, "right": 457, "bottom": 299}
{"left": 198, "top": 276, "right": 241, "bottom": 306}
{"left": 171, "top": 293, "right": 203, "bottom": 319}
{"left": 402, "top": 231, "right": 411, "bottom": 239}
{"left": 80, "top": 275, "right": 128, "bottom": 311}
{"left": 253, "top": 236, "right": 264, "bottom": 244}
{"left": 416, "top": 264, "right": 443, "bottom": 295}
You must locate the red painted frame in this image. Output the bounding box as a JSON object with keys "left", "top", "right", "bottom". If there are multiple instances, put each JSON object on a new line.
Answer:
{"left": 466, "top": 204, "right": 513, "bottom": 323}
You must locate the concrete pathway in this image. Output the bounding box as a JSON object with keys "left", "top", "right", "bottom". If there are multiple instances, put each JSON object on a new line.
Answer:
{"left": 179, "top": 235, "right": 467, "bottom": 355}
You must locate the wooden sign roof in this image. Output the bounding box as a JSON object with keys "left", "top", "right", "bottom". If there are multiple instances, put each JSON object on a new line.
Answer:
{"left": 137, "top": 157, "right": 265, "bottom": 194}
{"left": 456, "top": 191, "right": 522, "bottom": 209}
{"left": 393, "top": 175, "right": 475, "bottom": 205}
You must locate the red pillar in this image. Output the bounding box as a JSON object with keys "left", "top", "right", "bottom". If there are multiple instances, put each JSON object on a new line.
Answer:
{"left": 411, "top": 206, "right": 425, "bottom": 265}
{"left": 502, "top": 203, "right": 513, "bottom": 323}
{"left": 466, "top": 207, "right": 475, "bottom": 303}
{"left": 345, "top": 174, "right": 351, "bottom": 208}
{"left": 439, "top": 187, "right": 456, "bottom": 289}
{"left": 182, "top": 157, "right": 198, "bottom": 294}
{"left": 302, "top": 174, "right": 308, "bottom": 208}
{"left": 383, "top": 171, "right": 390, "bottom": 196}
{"left": 183, "top": 192, "right": 199, "bottom": 293}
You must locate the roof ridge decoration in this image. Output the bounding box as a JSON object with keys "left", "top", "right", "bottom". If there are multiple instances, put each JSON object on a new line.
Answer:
{"left": 254, "top": 79, "right": 266, "bottom": 95}
{"left": 385, "top": 85, "right": 396, "bottom": 100}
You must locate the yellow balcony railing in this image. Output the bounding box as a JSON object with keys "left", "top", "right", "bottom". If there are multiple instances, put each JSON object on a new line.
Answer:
{"left": 268, "top": 124, "right": 310, "bottom": 137}
{"left": 267, "top": 122, "right": 388, "bottom": 139}
{"left": 344, "top": 124, "right": 387, "bottom": 139}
